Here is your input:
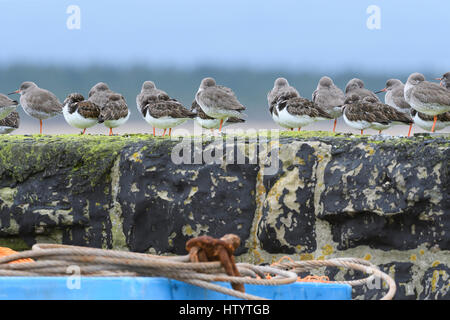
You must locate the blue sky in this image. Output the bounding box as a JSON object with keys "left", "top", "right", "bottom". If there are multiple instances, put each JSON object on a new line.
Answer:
{"left": 0, "top": 0, "right": 449, "bottom": 72}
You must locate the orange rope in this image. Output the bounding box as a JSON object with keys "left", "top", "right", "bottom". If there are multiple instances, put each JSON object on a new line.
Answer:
{"left": 0, "top": 247, "right": 34, "bottom": 264}
{"left": 297, "top": 275, "right": 330, "bottom": 283}
{"left": 268, "top": 256, "right": 330, "bottom": 283}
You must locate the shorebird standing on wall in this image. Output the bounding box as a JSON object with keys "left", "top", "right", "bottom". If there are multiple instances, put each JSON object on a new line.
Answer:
{"left": 98, "top": 94, "right": 130, "bottom": 136}
{"left": 267, "top": 78, "right": 300, "bottom": 130}
{"left": 191, "top": 100, "right": 244, "bottom": 133}
{"left": 312, "top": 76, "right": 345, "bottom": 133}
{"left": 404, "top": 73, "right": 450, "bottom": 133}
{"left": 62, "top": 93, "right": 101, "bottom": 134}
{"left": 375, "top": 79, "right": 414, "bottom": 136}
{"left": 9, "top": 82, "right": 62, "bottom": 134}
{"left": 195, "top": 78, "right": 246, "bottom": 132}
{"left": 137, "top": 81, "right": 195, "bottom": 136}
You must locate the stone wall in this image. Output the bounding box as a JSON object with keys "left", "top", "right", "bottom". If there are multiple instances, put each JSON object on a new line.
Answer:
{"left": 0, "top": 132, "right": 448, "bottom": 299}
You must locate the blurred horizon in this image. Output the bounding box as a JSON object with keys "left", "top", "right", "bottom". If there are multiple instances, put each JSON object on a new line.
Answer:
{"left": 1, "top": 64, "right": 448, "bottom": 135}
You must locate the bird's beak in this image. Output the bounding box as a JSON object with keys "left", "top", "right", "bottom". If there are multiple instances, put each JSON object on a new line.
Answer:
{"left": 374, "top": 88, "right": 387, "bottom": 94}
{"left": 8, "top": 90, "right": 20, "bottom": 95}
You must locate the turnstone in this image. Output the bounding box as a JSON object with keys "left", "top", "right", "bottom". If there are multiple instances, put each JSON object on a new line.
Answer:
{"left": 312, "top": 76, "right": 345, "bottom": 132}
{"left": 342, "top": 95, "right": 412, "bottom": 135}
{"left": 136, "top": 81, "right": 167, "bottom": 118}
{"left": 404, "top": 73, "right": 450, "bottom": 132}
{"left": 436, "top": 72, "right": 450, "bottom": 90}
{"left": 62, "top": 93, "right": 101, "bottom": 134}
{"left": 137, "top": 81, "right": 194, "bottom": 136}
{"left": 342, "top": 95, "right": 386, "bottom": 134}
{"left": 0, "top": 111, "right": 20, "bottom": 134}
{"left": 275, "top": 91, "right": 333, "bottom": 131}
{"left": 98, "top": 94, "right": 130, "bottom": 136}
{"left": 195, "top": 78, "right": 246, "bottom": 132}
{"left": 9, "top": 81, "right": 62, "bottom": 134}
{"left": 191, "top": 100, "right": 244, "bottom": 132}
{"left": 267, "top": 78, "right": 301, "bottom": 130}
{"left": 345, "top": 78, "right": 380, "bottom": 101}
{"left": 0, "top": 93, "right": 19, "bottom": 120}
{"left": 375, "top": 79, "right": 413, "bottom": 136}
{"left": 88, "top": 82, "right": 114, "bottom": 108}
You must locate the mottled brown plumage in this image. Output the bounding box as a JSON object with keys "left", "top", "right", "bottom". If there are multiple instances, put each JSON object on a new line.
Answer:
{"left": 64, "top": 93, "right": 101, "bottom": 119}
{"left": 277, "top": 91, "right": 333, "bottom": 119}
{"left": 136, "top": 81, "right": 169, "bottom": 116}
{"left": 343, "top": 95, "right": 390, "bottom": 124}
{"left": 438, "top": 72, "right": 450, "bottom": 90}
{"left": 345, "top": 78, "right": 380, "bottom": 101}
{"left": 0, "top": 111, "right": 20, "bottom": 129}
{"left": 88, "top": 82, "right": 114, "bottom": 108}
{"left": 142, "top": 95, "right": 195, "bottom": 119}
{"left": 410, "top": 109, "right": 450, "bottom": 122}
{"left": 99, "top": 94, "right": 129, "bottom": 121}
{"left": 362, "top": 96, "right": 412, "bottom": 124}
{"left": 267, "top": 78, "right": 300, "bottom": 111}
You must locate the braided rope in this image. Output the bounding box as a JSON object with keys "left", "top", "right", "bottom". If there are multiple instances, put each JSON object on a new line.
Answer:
{"left": 0, "top": 244, "right": 396, "bottom": 300}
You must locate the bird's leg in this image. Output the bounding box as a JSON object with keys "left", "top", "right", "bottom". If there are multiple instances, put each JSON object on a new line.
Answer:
{"left": 431, "top": 116, "right": 437, "bottom": 133}
{"left": 82, "top": 128, "right": 86, "bottom": 135}
{"left": 169, "top": 128, "right": 172, "bottom": 136}
{"left": 407, "top": 123, "right": 413, "bottom": 137}
{"left": 219, "top": 119, "right": 224, "bottom": 132}
{"left": 40, "top": 120, "right": 43, "bottom": 135}
{"left": 333, "top": 119, "right": 337, "bottom": 133}
{"left": 153, "top": 127, "right": 156, "bottom": 136}
{"left": 163, "top": 129, "right": 167, "bottom": 137}
{"left": 109, "top": 128, "right": 113, "bottom": 136}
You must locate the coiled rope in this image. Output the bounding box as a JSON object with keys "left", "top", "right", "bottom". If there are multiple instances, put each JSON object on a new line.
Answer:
{"left": 0, "top": 243, "right": 396, "bottom": 300}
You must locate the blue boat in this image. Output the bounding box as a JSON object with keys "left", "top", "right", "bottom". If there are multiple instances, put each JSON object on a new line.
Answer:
{"left": 0, "top": 276, "right": 352, "bottom": 300}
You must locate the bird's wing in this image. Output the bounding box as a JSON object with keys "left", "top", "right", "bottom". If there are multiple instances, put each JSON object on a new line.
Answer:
{"left": 76, "top": 101, "right": 101, "bottom": 119}
{"left": 346, "top": 103, "right": 389, "bottom": 124}
{"left": 148, "top": 100, "right": 196, "bottom": 119}
{"left": 379, "top": 103, "right": 413, "bottom": 123}
{"left": 0, "top": 94, "right": 18, "bottom": 106}
{"left": 414, "top": 83, "right": 450, "bottom": 106}
{"left": 28, "top": 89, "right": 62, "bottom": 114}
{"left": 282, "top": 97, "right": 333, "bottom": 119}
{"left": 199, "top": 87, "right": 245, "bottom": 111}
{"left": 391, "top": 88, "right": 411, "bottom": 110}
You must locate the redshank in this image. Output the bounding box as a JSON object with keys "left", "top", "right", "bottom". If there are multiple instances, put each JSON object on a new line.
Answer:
{"left": 312, "top": 76, "right": 345, "bottom": 132}
{"left": 9, "top": 82, "right": 62, "bottom": 134}
{"left": 195, "top": 78, "right": 246, "bottom": 132}
{"left": 404, "top": 73, "right": 450, "bottom": 133}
